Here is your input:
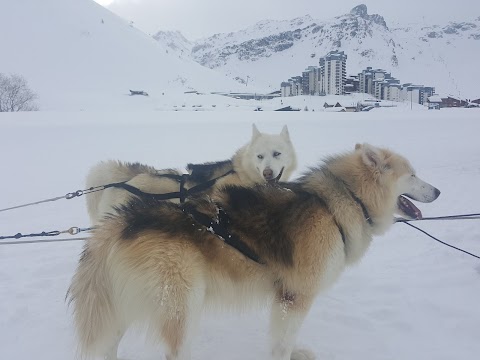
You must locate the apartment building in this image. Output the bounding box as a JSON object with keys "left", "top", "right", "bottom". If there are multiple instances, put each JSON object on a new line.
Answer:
{"left": 401, "top": 84, "right": 435, "bottom": 105}
{"left": 319, "top": 50, "right": 347, "bottom": 95}
{"left": 302, "top": 66, "right": 320, "bottom": 95}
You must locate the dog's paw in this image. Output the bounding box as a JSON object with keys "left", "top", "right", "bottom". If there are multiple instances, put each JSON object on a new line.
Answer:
{"left": 291, "top": 347, "right": 316, "bottom": 360}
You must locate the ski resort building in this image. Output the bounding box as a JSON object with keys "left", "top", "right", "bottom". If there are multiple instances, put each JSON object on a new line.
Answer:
{"left": 401, "top": 85, "right": 435, "bottom": 105}
{"left": 302, "top": 66, "right": 320, "bottom": 95}
{"left": 280, "top": 54, "right": 437, "bottom": 105}
{"left": 318, "top": 50, "right": 347, "bottom": 95}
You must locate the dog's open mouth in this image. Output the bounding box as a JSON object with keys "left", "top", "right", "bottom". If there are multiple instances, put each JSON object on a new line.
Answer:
{"left": 267, "top": 167, "right": 284, "bottom": 185}
{"left": 398, "top": 195, "right": 422, "bottom": 220}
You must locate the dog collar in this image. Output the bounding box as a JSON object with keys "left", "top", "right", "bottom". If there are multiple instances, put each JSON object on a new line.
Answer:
{"left": 322, "top": 167, "right": 373, "bottom": 227}
{"left": 346, "top": 188, "right": 373, "bottom": 226}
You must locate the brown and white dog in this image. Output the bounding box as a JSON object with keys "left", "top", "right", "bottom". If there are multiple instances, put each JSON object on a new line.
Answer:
{"left": 68, "top": 143, "right": 440, "bottom": 360}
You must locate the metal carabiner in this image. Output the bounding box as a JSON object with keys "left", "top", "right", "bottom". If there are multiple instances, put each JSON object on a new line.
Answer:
{"left": 68, "top": 227, "right": 81, "bottom": 235}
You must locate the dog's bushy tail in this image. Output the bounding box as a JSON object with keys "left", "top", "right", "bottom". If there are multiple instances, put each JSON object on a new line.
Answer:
{"left": 67, "top": 246, "right": 119, "bottom": 358}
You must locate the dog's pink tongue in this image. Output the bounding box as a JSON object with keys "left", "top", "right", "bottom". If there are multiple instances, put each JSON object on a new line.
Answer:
{"left": 398, "top": 195, "right": 423, "bottom": 220}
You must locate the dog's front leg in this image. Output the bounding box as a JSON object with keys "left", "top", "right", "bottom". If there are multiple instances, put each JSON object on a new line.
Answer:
{"left": 269, "top": 291, "right": 314, "bottom": 360}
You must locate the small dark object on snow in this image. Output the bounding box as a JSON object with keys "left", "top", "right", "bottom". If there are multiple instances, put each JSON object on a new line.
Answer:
{"left": 274, "top": 106, "right": 300, "bottom": 112}
{"left": 129, "top": 90, "right": 149, "bottom": 96}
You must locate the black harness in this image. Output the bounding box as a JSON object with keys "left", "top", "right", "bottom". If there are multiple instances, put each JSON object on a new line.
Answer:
{"left": 110, "top": 169, "right": 263, "bottom": 264}
{"left": 109, "top": 169, "right": 234, "bottom": 203}
{"left": 183, "top": 205, "right": 264, "bottom": 264}
{"left": 110, "top": 168, "right": 373, "bottom": 265}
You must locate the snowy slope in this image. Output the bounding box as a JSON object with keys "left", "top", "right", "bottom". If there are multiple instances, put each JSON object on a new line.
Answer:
{"left": 155, "top": 5, "right": 480, "bottom": 98}
{"left": 1, "top": 109, "right": 480, "bottom": 360}
{"left": 0, "top": 0, "right": 247, "bottom": 110}
{"left": 152, "top": 30, "right": 193, "bottom": 60}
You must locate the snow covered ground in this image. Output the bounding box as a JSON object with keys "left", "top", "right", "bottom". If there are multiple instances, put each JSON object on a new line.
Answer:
{"left": 1, "top": 108, "right": 480, "bottom": 360}
{"left": 128, "top": 92, "right": 423, "bottom": 112}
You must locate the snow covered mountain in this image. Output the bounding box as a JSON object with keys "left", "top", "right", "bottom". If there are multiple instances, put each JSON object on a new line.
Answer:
{"left": 0, "top": 0, "right": 245, "bottom": 110}
{"left": 154, "top": 4, "right": 480, "bottom": 98}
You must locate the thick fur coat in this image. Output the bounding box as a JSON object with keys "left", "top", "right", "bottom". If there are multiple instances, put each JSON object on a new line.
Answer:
{"left": 69, "top": 143, "right": 439, "bottom": 360}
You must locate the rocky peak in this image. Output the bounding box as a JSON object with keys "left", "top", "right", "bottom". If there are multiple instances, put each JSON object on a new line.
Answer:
{"left": 350, "top": 4, "right": 368, "bottom": 18}
{"left": 349, "top": 4, "right": 387, "bottom": 29}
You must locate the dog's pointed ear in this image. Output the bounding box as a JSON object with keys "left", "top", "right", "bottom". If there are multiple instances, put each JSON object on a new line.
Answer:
{"left": 252, "top": 124, "right": 261, "bottom": 141}
{"left": 361, "top": 143, "right": 383, "bottom": 169}
{"left": 355, "top": 143, "right": 362, "bottom": 150}
{"left": 280, "top": 125, "right": 290, "bottom": 141}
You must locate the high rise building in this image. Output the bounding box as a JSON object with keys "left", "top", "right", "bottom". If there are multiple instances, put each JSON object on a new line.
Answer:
{"left": 319, "top": 51, "right": 347, "bottom": 95}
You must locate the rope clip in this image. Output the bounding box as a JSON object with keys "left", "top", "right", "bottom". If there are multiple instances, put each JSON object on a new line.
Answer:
{"left": 66, "top": 190, "right": 84, "bottom": 199}
{"left": 68, "top": 227, "right": 80, "bottom": 235}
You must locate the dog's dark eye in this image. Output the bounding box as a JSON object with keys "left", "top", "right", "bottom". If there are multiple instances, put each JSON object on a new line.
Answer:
{"left": 257, "top": 155, "right": 264, "bottom": 159}
{"left": 273, "top": 151, "right": 281, "bottom": 157}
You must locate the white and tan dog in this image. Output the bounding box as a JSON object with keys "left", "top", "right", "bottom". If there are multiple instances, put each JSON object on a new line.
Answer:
{"left": 85, "top": 124, "right": 297, "bottom": 223}
{"left": 68, "top": 143, "right": 440, "bottom": 360}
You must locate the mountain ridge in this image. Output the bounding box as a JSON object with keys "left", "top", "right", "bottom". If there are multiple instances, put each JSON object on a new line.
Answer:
{"left": 154, "top": 4, "right": 480, "bottom": 98}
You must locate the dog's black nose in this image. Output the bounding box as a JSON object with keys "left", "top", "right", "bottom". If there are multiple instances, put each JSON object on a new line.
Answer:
{"left": 263, "top": 168, "right": 273, "bottom": 180}
{"left": 434, "top": 188, "right": 441, "bottom": 199}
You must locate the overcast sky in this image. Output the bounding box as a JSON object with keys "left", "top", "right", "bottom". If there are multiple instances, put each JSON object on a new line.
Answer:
{"left": 95, "top": 0, "right": 480, "bottom": 40}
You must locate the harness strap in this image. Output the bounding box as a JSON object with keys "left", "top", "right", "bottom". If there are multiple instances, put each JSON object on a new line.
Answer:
{"left": 154, "top": 173, "right": 184, "bottom": 181}
{"left": 179, "top": 174, "right": 188, "bottom": 203}
{"left": 184, "top": 206, "right": 264, "bottom": 265}
{"left": 322, "top": 168, "right": 373, "bottom": 226}
{"left": 185, "top": 169, "right": 235, "bottom": 197}
{"left": 346, "top": 189, "right": 373, "bottom": 226}
{"left": 111, "top": 182, "right": 183, "bottom": 201}
{"left": 109, "top": 169, "right": 235, "bottom": 203}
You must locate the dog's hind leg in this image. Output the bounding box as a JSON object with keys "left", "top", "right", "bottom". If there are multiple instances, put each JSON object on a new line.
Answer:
{"left": 160, "top": 281, "right": 205, "bottom": 360}
{"left": 269, "top": 292, "right": 314, "bottom": 360}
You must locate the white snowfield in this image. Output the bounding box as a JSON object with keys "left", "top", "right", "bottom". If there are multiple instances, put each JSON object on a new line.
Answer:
{"left": 1, "top": 109, "right": 479, "bottom": 360}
